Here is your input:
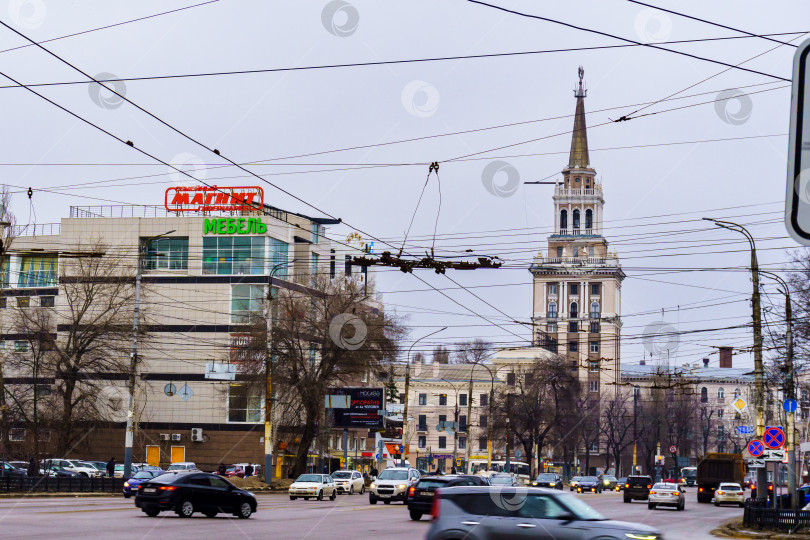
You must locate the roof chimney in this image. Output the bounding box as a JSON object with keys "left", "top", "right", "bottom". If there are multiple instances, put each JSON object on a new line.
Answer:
{"left": 719, "top": 347, "right": 733, "bottom": 368}
{"left": 702, "top": 358, "right": 710, "bottom": 368}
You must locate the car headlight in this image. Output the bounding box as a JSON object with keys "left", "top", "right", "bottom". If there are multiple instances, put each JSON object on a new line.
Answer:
{"left": 603, "top": 480, "right": 610, "bottom": 485}
{"left": 124, "top": 482, "right": 130, "bottom": 487}
{"left": 532, "top": 482, "right": 538, "bottom": 486}
{"left": 370, "top": 483, "right": 376, "bottom": 489}
{"left": 549, "top": 482, "right": 555, "bottom": 487}
{"left": 398, "top": 484, "right": 406, "bottom": 490}
{"left": 625, "top": 534, "right": 659, "bottom": 540}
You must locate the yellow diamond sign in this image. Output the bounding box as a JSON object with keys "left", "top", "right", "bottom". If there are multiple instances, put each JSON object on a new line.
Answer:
{"left": 732, "top": 397, "right": 748, "bottom": 413}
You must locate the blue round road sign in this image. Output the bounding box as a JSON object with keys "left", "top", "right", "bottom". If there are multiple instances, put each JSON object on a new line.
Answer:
{"left": 784, "top": 399, "right": 799, "bottom": 413}
{"left": 763, "top": 427, "right": 785, "bottom": 449}
{"left": 748, "top": 440, "right": 764, "bottom": 457}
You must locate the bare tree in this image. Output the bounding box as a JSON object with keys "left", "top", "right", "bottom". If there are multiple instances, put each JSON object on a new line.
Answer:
{"left": 452, "top": 339, "right": 492, "bottom": 364}
{"left": 0, "top": 186, "right": 15, "bottom": 456}
{"left": 600, "top": 393, "right": 635, "bottom": 475}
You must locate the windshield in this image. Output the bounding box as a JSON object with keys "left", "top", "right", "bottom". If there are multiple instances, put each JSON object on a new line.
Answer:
{"left": 536, "top": 474, "right": 557, "bottom": 481}
{"left": 605, "top": 476, "right": 617, "bottom": 481}
{"left": 572, "top": 476, "right": 582, "bottom": 481}
{"left": 416, "top": 479, "right": 449, "bottom": 489}
{"left": 652, "top": 483, "right": 673, "bottom": 490}
{"left": 490, "top": 475, "right": 512, "bottom": 485}
{"left": 332, "top": 472, "right": 352, "bottom": 479}
{"left": 132, "top": 471, "right": 155, "bottom": 479}
{"left": 720, "top": 484, "right": 742, "bottom": 491}
{"left": 581, "top": 476, "right": 598, "bottom": 482}
{"left": 561, "top": 494, "right": 606, "bottom": 521}
{"left": 296, "top": 474, "right": 322, "bottom": 483}
{"left": 168, "top": 464, "right": 188, "bottom": 470}
{"left": 378, "top": 470, "right": 409, "bottom": 480}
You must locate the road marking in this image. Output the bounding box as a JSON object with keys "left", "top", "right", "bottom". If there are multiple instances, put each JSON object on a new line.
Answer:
{"left": 35, "top": 507, "right": 134, "bottom": 515}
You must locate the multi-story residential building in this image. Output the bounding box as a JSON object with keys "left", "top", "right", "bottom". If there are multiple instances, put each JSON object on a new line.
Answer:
{"left": 0, "top": 196, "right": 370, "bottom": 474}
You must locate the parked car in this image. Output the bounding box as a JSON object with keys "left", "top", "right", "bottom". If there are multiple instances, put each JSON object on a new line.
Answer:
{"left": 369, "top": 467, "right": 420, "bottom": 504}
{"left": 426, "top": 486, "right": 662, "bottom": 540}
{"left": 407, "top": 475, "right": 481, "bottom": 521}
{"left": 624, "top": 475, "right": 653, "bottom": 503}
{"left": 41, "top": 465, "right": 81, "bottom": 477}
{"left": 648, "top": 482, "right": 685, "bottom": 511}
{"left": 331, "top": 470, "right": 365, "bottom": 494}
{"left": 233, "top": 463, "right": 261, "bottom": 477}
{"left": 0, "top": 460, "right": 26, "bottom": 478}
{"left": 223, "top": 466, "right": 245, "bottom": 478}
{"left": 714, "top": 482, "right": 745, "bottom": 507}
{"left": 167, "top": 462, "right": 198, "bottom": 472}
{"left": 123, "top": 469, "right": 164, "bottom": 498}
{"left": 289, "top": 474, "right": 338, "bottom": 501}
{"left": 134, "top": 471, "right": 256, "bottom": 518}
{"left": 576, "top": 476, "right": 603, "bottom": 493}
{"left": 488, "top": 473, "right": 518, "bottom": 487}
{"left": 442, "top": 474, "right": 490, "bottom": 486}
{"left": 569, "top": 475, "right": 582, "bottom": 491}
{"left": 43, "top": 459, "right": 100, "bottom": 477}
{"left": 532, "top": 472, "right": 563, "bottom": 489}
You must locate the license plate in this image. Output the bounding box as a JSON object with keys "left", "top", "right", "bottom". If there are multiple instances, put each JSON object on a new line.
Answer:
{"left": 142, "top": 488, "right": 156, "bottom": 493}
{"left": 422, "top": 491, "right": 434, "bottom": 497}
{"left": 379, "top": 493, "right": 390, "bottom": 497}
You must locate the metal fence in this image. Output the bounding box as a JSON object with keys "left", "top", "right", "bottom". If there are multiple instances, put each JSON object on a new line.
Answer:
{"left": 0, "top": 476, "right": 124, "bottom": 493}
{"left": 743, "top": 499, "right": 810, "bottom": 533}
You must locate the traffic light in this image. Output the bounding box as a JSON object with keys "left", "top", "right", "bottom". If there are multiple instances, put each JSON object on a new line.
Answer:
{"left": 655, "top": 455, "right": 664, "bottom": 465}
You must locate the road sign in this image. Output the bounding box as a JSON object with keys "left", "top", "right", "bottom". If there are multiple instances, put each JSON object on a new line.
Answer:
{"left": 669, "top": 445, "right": 677, "bottom": 453}
{"left": 731, "top": 397, "right": 748, "bottom": 413}
{"left": 747, "top": 458, "right": 766, "bottom": 468}
{"left": 764, "top": 427, "right": 786, "bottom": 449}
{"left": 785, "top": 37, "right": 810, "bottom": 244}
{"left": 748, "top": 440, "right": 765, "bottom": 457}
{"left": 784, "top": 398, "right": 799, "bottom": 413}
{"left": 764, "top": 448, "right": 786, "bottom": 461}
{"left": 736, "top": 426, "right": 754, "bottom": 435}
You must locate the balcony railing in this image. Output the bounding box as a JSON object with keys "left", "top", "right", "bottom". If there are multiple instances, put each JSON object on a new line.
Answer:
{"left": 534, "top": 256, "right": 618, "bottom": 266}
{"left": 69, "top": 204, "right": 288, "bottom": 222}
{"left": 556, "top": 228, "right": 596, "bottom": 236}
{"left": 12, "top": 223, "right": 60, "bottom": 236}
{"left": 554, "top": 186, "right": 602, "bottom": 197}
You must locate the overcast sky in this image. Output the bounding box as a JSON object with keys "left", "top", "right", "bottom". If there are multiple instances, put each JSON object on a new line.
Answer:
{"left": 1, "top": 0, "right": 807, "bottom": 369}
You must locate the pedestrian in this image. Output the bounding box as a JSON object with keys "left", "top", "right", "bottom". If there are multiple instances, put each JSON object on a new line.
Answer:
{"left": 451, "top": 466, "right": 458, "bottom": 474}
{"left": 244, "top": 464, "right": 254, "bottom": 477}
{"left": 323, "top": 465, "right": 328, "bottom": 474}
{"left": 217, "top": 463, "right": 226, "bottom": 475}
{"left": 26, "top": 455, "right": 37, "bottom": 477}
{"left": 106, "top": 457, "right": 115, "bottom": 478}
{"left": 370, "top": 467, "right": 378, "bottom": 478}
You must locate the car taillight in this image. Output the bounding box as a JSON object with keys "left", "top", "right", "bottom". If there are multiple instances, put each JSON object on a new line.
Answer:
{"left": 158, "top": 486, "right": 177, "bottom": 491}
{"left": 769, "top": 485, "right": 773, "bottom": 491}
{"left": 647, "top": 485, "right": 651, "bottom": 489}
{"left": 699, "top": 487, "right": 704, "bottom": 492}
{"left": 717, "top": 491, "right": 724, "bottom": 495}
{"left": 409, "top": 486, "right": 415, "bottom": 496}
{"left": 625, "top": 483, "right": 629, "bottom": 488}
{"left": 431, "top": 489, "right": 440, "bottom": 520}
{"left": 673, "top": 492, "right": 680, "bottom": 496}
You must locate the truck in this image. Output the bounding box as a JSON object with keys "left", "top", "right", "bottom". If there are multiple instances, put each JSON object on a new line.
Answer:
{"left": 696, "top": 453, "right": 745, "bottom": 503}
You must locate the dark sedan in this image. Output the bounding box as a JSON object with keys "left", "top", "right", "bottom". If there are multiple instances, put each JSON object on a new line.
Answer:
{"left": 576, "top": 475, "right": 603, "bottom": 493}
{"left": 532, "top": 472, "right": 563, "bottom": 490}
{"left": 407, "top": 476, "right": 482, "bottom": 520}
{"left": 0, "top": 461, "right": 26, "bottom": 478}
{"left": 134, "top": 471, "right": 257, "bottom": 518}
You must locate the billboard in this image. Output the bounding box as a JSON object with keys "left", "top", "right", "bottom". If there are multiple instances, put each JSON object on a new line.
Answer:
{"left": 328, "top": 387, "right": 385, "bottom": 429}
{"left": 165, "top": 185, "right": 264, "bottom": 213}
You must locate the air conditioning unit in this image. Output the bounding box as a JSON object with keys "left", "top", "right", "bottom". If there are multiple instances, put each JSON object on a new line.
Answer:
{"left": 171, "top": 434, "right": 181, "bottom": 441}
{"left": 191, "top": 428, "right": 204, "bottom": 442}
{"left": 159, "top": 433, "right": 170, "bottom": 441}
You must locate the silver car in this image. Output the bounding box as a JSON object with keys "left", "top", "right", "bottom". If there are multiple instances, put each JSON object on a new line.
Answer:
{"left": 648, "top": 482, "right": 685, "bottom": 511}
{"left": 427, "top": 486, "right": 662, "bottom": 540}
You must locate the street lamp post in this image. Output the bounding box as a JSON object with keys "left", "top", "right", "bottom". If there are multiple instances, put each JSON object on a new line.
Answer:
{"left": 124, "top": 230, "right": 175, "bottom": 480}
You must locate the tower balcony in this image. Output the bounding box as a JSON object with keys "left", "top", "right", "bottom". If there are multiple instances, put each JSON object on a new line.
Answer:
{"left": 554, "top": 186, "right": 602, "bottom": 197}
{"left": 530, "top": 254, "right": 624, "bottom": 278}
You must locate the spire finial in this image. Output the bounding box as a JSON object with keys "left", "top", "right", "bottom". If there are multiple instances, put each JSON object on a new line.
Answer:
{"left": 574, "top": 65, "right": 587, "bottom": 98}
{"left": 568, "top": 66, "right": 589, "bottom": 168}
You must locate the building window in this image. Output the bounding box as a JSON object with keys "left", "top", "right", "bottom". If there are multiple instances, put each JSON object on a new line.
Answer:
{"left": 557, "top": 247, "right": 563, "bottom": 257}
{"left": 344, "top": 255, "right": 352, "bottom": 276}
{"left": 438, "top": 436, "right": 447, "bottom": 449}
{"left": 548, "top": 301, "right": 557, "bottom": 319}
{"left": 459, "top": 394, "right": 467, "bottom": 406}
{"left": 570, "top": 361, "right": 577, "bottom": 371}
{"left": 589, "top": 380, "right": 599, "bottom": 393}
{"left": 14, "top": 340, "right": 29, "bottom": 353}
{"left": 459, "top": 437, "right": 466, "bottom": 449}
{"left": 439, "top": 414, "right": 447, "bottom": 425}
{"left": 569, "top": 341, "right": 578, "bottom": 352}
{"left": 480, "top": 393, "right": 488, "bottom": 407}
{"left": 0, "top": 298, "right": 5, "bottom": 309}
{"left": 480, "top": 415, "right": 487, "bottom": 428}
{"left": 700, "top": 387, "right": 708, "bottom": 403}
{"left": 717, "top": 425, "right": 725, "bottom": 438}
{"left": 589, "top": 360, "right": 598, "bottom": 372}
{"left": 589, "top": 341, "right": 599, "bottom": 353}
{"left": 590, "top": 301, "right": 599, "bottom": 319}
{"left": 227, "top": 384, "right": 262, "bottom": 423}
{"left": 570, "top": 301, "right": 578, "bottom": 318}
{"left": 560, "top": 210, "right": 567, "bottom": 230}
{"left": 18, "top": 256, "right": 57, "bottom": 287}
{"left": 718, "top": 442, "right": 726, "bottom": 453}
{"left": 418, "top": 415, "right": 427, "bottom": 431}
{"left": 418, "top": 393, "right": 427, "bottom": 406}
{"left": 585, "top": 209, "right": 593, "bottom": 229}
{"left": 311, "top": 223, "right": 321, "bottom": 244}
{"left": 39, "top": 296, "right": 55, "bottom": 307}
{"left": 478, "top": 437, "right": 487, "bottom": 451}
{"left": 203, "top": 237, "right": 269, "bottom": 275}
{"left": 460, "top": 415, "right": 467, "bottom": 431}
{"left": 717, "top": 409, "right": 724, "bottom": 419}
{"left": 507, "top": 372, "right": 516, "bottom": 386}
{"left": 717, "top": 387, "right": 725, "bottom": 399}
{"left": 330, "top": 249, "right": 336, "bottom": 279}
{"left": 589, "top": 441, "right": 599, "bottom": 453}
{"left": 735, "top": 388, "right": 743, "bottom": 400}
{"left": 591, "top": 283, "right": 600, "bottom": 295}
{"left": 311, "top": 252, "right": 319, "bottom": 277}
{"left": 573, "top": 246, "right": 579, "bottom": 258}
{"left": 547, "top": 322, "right": 557, "bottom": 333}
{"left": 141, "top": 237, "right": 188, "bottom": 270}
{"left": 418, "top": 436, "right": 426, "bottom": 448}
{"left": 9, "top": 428, "right": 24, "bottom": 442}
{"left": 590, "top": 321, "right": 600, "bottom": 333}
{"left": 633, "top": 385, "right": 640, "bottom": 398}
{"left": 16, "top": 297, "right": 29, "bottom": 308}
{"left": 0, "top": 256, "right": 9, "bottom": 288}
{"left": 548, "top": 283, "right": 558, "bottom": 296}
{"left": 231, "top": 284, "right": 264, "bottom": 324}
{"left": 568, "top": 321, "right": 578, "bottom": 333}
{"left": 570, "top": 283, "right": 578, "bottom": 296}
{"left": 439, "top": 394, "right": 447, "bottom": 406}
{"left": 573, "top": 209, "right": 580, "bottom": 229}
{"left": 588, "top": 246, "right": 594, "bottom": 257}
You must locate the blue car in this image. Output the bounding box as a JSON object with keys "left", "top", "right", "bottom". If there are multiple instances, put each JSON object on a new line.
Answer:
{"left": 123, "top": 469, "right": 165, "bottom": 498}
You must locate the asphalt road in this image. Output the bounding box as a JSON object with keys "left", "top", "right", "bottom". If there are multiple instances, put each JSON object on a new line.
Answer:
{"left": 0, "top": 489, "right": 741, "bottom": 539}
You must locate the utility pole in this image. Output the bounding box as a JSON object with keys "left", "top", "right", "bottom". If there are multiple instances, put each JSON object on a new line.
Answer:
{"left": 265, "top": 260, "right": 294, "bottom": 482}
{"left": 633, "top": 385, "right": 638, "bottom": 474}
{"left": 124, "top": 230, "right": 175, "bottom": 480}
{"left": 505, "top": 393, "right": 512, "bottom": 473}
{"left": 402, "top": 327, "right": 446, "bottom": 468}
{"left": 704, "top": 218, "right": 767, "bottom": 499}
{"left": 465, "top": 367, "right": 474, "bottom": 473}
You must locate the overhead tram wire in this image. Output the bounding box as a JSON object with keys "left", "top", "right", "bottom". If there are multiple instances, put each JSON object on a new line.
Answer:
{"left": 464, "top": 0, "right": 790, "bottom": 82}
{"left": 0, "top": 31, "right": 801, "bottom": 92}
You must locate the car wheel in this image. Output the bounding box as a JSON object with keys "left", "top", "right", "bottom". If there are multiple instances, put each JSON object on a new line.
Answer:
{"left": 361, "top": 485, "right": 365, "bottom": 494}
{"left": 410, "top": 510, "right": 423, "bottom": 521}
{"left": 739, "top": 502, "right": 745, "bottom": 508}
{"left": 204, "top": 511, "right": 217, "bottom": 518}
{"left": 176, "top": 499, "right": 194, "bottom": 518}
{"left": 624, "top": 497, "right": 630, "bottom": 503}
{"left": 330, "top": 490, "right": 337, "bottom": 501}
{"left": 123, "top": 494, "right": 131, "bottom": 499}
{"left": 303, "top": 497, "right": 310, "bottom": 500}
{"left": 648, "top": 503, "right": 656, "bottom": 510}
{"left": 349, "top": 485, "right": 354, "bottom": 495}
{"left": 714, "top": 502, "right": 719, "bottom": 507}
{"left": 317, "top": 490, "right": 323, "bottom": 501}
{"left": 384, "top": 500, "right": 391, "bottom": 505}
{"left": 143, "top": 508, "right": 160, "bottom": 517}
{"left": 290, "top": 496, "right": 296, "bottom": 501}
{"left": 678, "top": 502, "right": 685, "bottom": 511}
{"left": 369, "top": 496, "right": 377, "bottom": 505}
{"left": 237, "top": 502, "right": 252, "bottom": 519}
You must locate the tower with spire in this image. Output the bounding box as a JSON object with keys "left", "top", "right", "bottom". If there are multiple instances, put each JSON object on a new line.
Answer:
{"left": 530, "top": 67, "right": 625, "bottom": 394}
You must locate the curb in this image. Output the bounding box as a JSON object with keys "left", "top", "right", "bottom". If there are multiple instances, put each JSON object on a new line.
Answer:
{"left": 0, "top": 492, "right": 123, "bottom": 499}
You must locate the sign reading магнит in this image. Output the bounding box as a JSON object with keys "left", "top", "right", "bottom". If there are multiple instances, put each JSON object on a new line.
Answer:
{"left": 204, "top": 217, "right": 267, "bottom": 235}
{"left": 165, "top": 185, "right": 264, "bottom": 212}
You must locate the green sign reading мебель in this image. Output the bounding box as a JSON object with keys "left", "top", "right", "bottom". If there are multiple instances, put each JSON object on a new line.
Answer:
{"left": 204, "top": 217, "right": 267, "bottom": 235}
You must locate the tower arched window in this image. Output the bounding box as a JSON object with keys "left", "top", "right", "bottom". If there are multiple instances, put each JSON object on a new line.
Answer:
{"left": 717, "top": 387, "right": 725, "bottom": 399}
{"left": 700, "top": 387, "right": 708, "bottom": 403}
{"left": 585, "top": 209, "right": 593, "bottom": 229}
{"left": 734, "top": 388, "right": 741, "bottom": 399}
{"left": 570, "top": 301, "right": 578, "bottom": 319}
{"left": 548, "top": 301, "right": 557, "bottom": 319}
{"left": 572, "top": 209, "right": 580, "bottom": 229}
{"left": 560, "top": 209, "right": 567, "bottom": 231}
{"left": 590, "top": 301, "right": 599, "bottom": 319}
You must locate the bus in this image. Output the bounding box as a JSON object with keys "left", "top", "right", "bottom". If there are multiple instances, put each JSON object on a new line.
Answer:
{"left": 469, "top": 460, "right": 531, "bottom": 486}
{"left": 680, "top": 466, "right": 697, "bottom": 487}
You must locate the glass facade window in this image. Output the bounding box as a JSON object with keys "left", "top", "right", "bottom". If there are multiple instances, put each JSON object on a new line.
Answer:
{"left": 231, "top": 284, "right": 264, "bottom": 324}
{"left": 18, "top": 256, "right": 57, "bottom": 287}
{"left": 142, "top": 237, "right": 188, "bottom": 270}
{"left": 311, "top": 252, "right": 319, "bottom": 277}
{"left": 311, "top": 223, "right": 321, "bottom": 244}
{"left": 203, "top": 237, "right": 289, "bottom": 276}
{"left": 0, "top": 256, "right": 9, "bottom": 288}
{"left": 228, "top": 384, "right": 262, "bottom": 423}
